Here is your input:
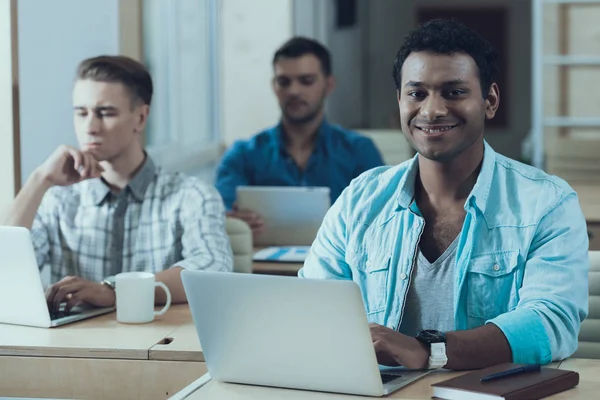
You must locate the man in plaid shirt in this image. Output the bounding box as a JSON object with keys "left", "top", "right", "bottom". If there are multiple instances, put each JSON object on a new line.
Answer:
{"left": 2, "top": 55, "right": 233, "bottom": 312}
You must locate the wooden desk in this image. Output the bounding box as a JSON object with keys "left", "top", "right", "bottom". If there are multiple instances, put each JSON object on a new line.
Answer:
{"left": 252, "top": 260, "right": 302, "bottom": 276}
{"left": 0, "top": 304, "right": 206, "bottom": 399}
{"left": 551, "top": 358, "right": 600, "bottom": 399}
{"left": 150, "top": 323, "right": 203, "bottom": 362}
{"left": 180, "top": 360, "right": 593, "bottom": 400}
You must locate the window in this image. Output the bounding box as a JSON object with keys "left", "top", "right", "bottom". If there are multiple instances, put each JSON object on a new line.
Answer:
{"left": 142, "top": 0, "right": 220, "bottom": 176}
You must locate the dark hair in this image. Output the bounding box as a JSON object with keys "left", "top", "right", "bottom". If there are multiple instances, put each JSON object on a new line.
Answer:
{"left": 76, "top": 55, "right": 153, "bottom": 105}
{"left": 273, "top": 37, "right": 332, "bottom": 76}
{"left": 392, "top": 19, "right": 499, "bottom": 97}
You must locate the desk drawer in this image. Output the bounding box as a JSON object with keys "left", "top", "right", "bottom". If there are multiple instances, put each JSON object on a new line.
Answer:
{"left": 588, "top": 223, "right": 600, "bottom": 250}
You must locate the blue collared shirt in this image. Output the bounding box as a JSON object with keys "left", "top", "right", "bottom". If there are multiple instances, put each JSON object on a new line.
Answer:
{"left": 299, "top": 142, "right": 589, "bottom": 365}
{"left": 215, "top": 120, "right": 384, "bottom": 210}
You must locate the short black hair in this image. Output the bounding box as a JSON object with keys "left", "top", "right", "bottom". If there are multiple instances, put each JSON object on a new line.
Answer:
{"left": 392, "top": 19, "right": 499, "bottom": 98}
{"left": 76, "top": 55, "right": 153, "bottom": 106}
{"left": 273, "top": 37, "right": 332, "bottom": 76}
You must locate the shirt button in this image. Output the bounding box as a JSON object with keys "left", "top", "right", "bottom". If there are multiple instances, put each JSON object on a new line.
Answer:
{"left": 493, "top": 264, "right": 500, "bottom": 271}
{"left": 400, "top": 273, "right": 407, "bottom": 280}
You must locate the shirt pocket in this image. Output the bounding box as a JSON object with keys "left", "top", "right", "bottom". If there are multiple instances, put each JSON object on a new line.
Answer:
{"left": 346, "top": 250, "right": 391, "bottom": 314}
{"left": 466, "top": 250, "right": 521, "bottom": 320}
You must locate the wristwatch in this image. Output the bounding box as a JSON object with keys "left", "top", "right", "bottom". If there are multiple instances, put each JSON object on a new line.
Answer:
{"left": 101, "top": 276, "right": 116, "bottom": 291}
{"left": 415, "top": 330, "right": 447, "bottom": 369}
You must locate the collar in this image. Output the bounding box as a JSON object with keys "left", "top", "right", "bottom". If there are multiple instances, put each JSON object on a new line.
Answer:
{"left": 87, "top": 155, "right": 156, "bottom": 206}
{"left": 269, "top": 118, "right": 331, "bottom": 155}
{"left": 395, "top": 140, "right": 496, "bottom": 214}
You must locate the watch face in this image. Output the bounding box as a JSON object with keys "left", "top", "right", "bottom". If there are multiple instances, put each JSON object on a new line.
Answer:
{"left": 416, "top": 330, "right": 446, "bottom": 344}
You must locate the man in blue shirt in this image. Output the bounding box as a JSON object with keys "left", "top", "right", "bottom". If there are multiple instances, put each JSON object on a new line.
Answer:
{"left": 300, "top": 19, "right": 589, "bottom": 370}
{"left": 215, "top": 37, "right": 384, "bottom": 237}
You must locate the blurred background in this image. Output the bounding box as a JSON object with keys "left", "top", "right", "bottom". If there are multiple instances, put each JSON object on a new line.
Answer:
{"left": 1, "top": 0, "right": 599, "bottom": 200}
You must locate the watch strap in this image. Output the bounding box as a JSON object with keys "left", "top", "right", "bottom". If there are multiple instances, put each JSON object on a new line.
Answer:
{"left": 428, "top": 342, "right": 448, "bottom": 369}
{"left": 101, "top": 276, "right": 116, "bottom": 290}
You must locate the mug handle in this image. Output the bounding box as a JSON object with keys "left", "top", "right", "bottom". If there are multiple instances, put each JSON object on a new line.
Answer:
{"left": 154, "top": 282, "right": 172, "bottom": 316}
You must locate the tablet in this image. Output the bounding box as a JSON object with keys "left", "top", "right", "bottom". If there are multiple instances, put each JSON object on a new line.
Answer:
{"left": 236, "top": 186, "right": 330, "bottom": 246}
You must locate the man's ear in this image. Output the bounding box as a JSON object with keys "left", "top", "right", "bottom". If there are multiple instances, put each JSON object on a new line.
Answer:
{"left": 135, "top": 104, "right": 150, "bottom": 133}
{"left": 325, "top": 75, "right": 336, "bottom": 96}
{"left": 271, "top": 76, "right": 277, "bottom": 93}
{"left": 484, "top": 83, "right": 500, "bottom": 120}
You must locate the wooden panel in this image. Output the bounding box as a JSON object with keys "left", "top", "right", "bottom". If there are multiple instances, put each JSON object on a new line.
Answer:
{"left": 150, "top": 323, "right": 204, "bottom": 362}
{"left": 0, "top": 304, "right": 192, "bottom": 359}
{"left": 119, "top": 0, "right": 143, "bottom": 61}
{"left": 0, "top": 356, "right": 206, "bottom": 400}
{"left": 0, "top": 0, "right": 20, "bottom": 210}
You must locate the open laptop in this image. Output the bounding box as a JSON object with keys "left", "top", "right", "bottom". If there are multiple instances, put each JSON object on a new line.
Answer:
{"left": 0, "top": 226, "right": 115, "bottom": 328}
{"left": 236, "top": 186, "right": 330, "bottom": 246}
{"left": 181, "top": 270, "right": 431, "bottom": 397}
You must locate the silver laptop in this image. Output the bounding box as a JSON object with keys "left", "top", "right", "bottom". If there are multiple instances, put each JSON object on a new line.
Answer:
{"left": 0, "top": 226, "right": 115, "bottom": 328}
{"left": 181, "top": 271, "right": 430, "bottom": 397}
{"left": 236, "top": 186, "right": 330, "bottom": 246}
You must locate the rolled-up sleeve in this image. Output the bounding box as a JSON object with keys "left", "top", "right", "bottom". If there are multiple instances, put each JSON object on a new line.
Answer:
{"left": 488, "top": 192, "right": 589, "bottom": 364}
{"left": 299, "top": 183, "right": 353, "bottom": 280}
{"left": 175, "top": 182, "right": 233, "bottom": 272}
{"left": 215, "top": 142, "right": 250, "bottom": 211}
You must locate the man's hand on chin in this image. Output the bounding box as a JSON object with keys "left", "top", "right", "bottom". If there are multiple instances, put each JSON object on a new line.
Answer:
{"left": 45, "top": 276, "right": 116, "bottom": 313}
{"left": 369, "top": 323, "right": 430, "bottom": 369}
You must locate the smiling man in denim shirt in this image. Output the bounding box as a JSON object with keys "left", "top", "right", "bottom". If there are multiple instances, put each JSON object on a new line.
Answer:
{"left": 299, "top": 19, "right": 589, "bottom": 371}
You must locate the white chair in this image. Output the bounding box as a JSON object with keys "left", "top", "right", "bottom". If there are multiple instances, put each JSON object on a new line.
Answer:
{"left": 573, "top": 251, "right": 600, "bottom": 359}
{"left": 225, "top": 217, "right": 253, "bottom": 273}
{"left": 356, "top": 129, "right": 415, "bottom": 165}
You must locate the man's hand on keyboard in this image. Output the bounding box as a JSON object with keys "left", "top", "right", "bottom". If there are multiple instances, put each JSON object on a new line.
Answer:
{"left": 45, "top": 275, "right": 116, "bottom": 313}
{"left": 370, "top": 324, "right": 429, "bottom": 370}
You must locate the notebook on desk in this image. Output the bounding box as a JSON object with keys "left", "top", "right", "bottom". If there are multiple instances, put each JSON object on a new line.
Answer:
{"left": 432, "top": 362, "right": 579, "bottom": 400}
{"left": 253, "top": 246, "right": 310, "bottom": 263}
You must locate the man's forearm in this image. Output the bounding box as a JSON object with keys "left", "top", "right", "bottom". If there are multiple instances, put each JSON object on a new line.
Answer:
{"left": 445, "top": 323, "right": 512, "bottom": 370}
{"left": 155, "top": 267, "right": 186, "bottom": 304}
{"left": 1, "top": 170, "right": 50, "bottom": 228}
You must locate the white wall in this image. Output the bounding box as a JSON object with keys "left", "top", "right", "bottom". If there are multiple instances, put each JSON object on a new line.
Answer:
{"left": 220, "top": 0, "right": 293, "bottom": 146}
{"left": 18, "top": 0, "right": 120, "bottom": 184}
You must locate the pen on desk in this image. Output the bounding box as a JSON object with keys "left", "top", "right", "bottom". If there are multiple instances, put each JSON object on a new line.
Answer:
{"left": 480, "top": 364, "right": 541, "bottom": 382}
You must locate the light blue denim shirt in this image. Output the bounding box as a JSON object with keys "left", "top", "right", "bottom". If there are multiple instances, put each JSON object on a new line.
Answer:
{"left": 299, "top": 142, "right": 589, "bottom": 365}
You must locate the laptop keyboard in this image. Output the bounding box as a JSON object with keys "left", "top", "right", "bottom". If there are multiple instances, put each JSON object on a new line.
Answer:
{"left": 381, "top": 373, "right": 402, "bottom": 384}
{"left": 49, "top": 309, "right": 80, "bottom": 320}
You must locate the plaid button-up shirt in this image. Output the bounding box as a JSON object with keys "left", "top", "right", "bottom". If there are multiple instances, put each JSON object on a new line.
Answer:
{"left": 32, "top": 156, "right": 233, "bottom": 284}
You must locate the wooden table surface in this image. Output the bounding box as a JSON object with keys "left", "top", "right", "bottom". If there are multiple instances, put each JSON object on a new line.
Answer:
{"left": 0, "top": 304, "right": 205, "bottom": 399}
{"left": 0, "top": 303, "right": 192, "bottom": 360}
{"left": 182, "top": 360, "right": 600, "bottom": 400}
{"left": 149, "top": 322, "right": 203, "bottom": 362}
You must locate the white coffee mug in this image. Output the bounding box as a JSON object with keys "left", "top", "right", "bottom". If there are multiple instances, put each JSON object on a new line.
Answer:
{"left": 115, "top": 272, "right": 171, "bottom": 324}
